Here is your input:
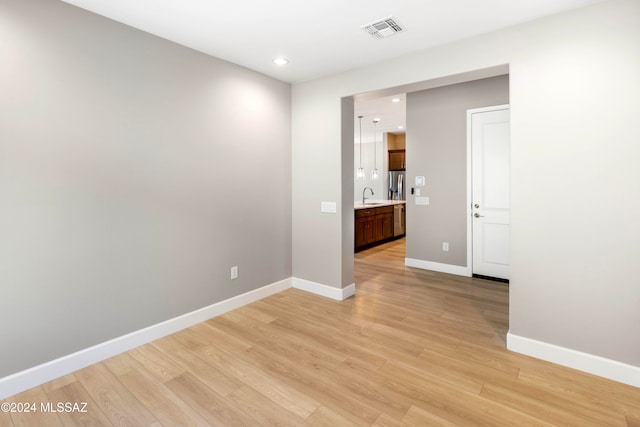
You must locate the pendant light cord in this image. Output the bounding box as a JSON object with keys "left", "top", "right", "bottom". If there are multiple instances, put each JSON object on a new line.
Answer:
{"left": 373, "top": 119, "right": 378, "bottom": 168}
{"left": 358, "top": 116, "right": 363, "bottom": 169}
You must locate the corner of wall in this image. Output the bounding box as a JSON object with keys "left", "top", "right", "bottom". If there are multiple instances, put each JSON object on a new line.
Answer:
{"left": 292, "top": 277, "right": 355, "bottom": 301}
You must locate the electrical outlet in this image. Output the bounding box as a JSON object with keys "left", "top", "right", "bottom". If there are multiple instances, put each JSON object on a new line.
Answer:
{"left": 442, "top": 242, "right": 449, "bottom": 252}
{"left": 230, "top": 266, "right": 238, "bottom": 280}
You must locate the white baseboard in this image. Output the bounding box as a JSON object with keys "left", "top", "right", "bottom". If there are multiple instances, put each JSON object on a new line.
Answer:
{"left": 292, "top": 278, "right": 355, "bottom": 301}
{"left": 0, "top": 278, "right": 292, "bottom": 400}
{"left": 0, "top": 275, "right": 357, "bottom": 400}
{"left": 405, "top": 257, "right": 471, "bottom": 277}
{"left": 507, "top": 332, "right": 640, "bottom": 388}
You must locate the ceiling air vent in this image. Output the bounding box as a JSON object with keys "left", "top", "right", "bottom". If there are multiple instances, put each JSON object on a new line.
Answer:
{"left": 362, "top": 17, "right": 405, "bottom": 40}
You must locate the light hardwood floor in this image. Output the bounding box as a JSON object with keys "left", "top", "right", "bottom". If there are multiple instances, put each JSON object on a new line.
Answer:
{"left": 2, "top": 238, "right": 639, "bottom": 426}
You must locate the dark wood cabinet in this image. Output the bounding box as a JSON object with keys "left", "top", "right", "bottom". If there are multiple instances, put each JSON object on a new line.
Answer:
{"left": 355, "top": 205, "right": 394, "bottom": 251}
{"left": 388, "top": 149, "right": 405, "bottom": 170}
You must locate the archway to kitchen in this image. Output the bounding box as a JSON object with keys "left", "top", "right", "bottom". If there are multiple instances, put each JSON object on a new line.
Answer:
{"left": 341, "top": 66, "right": 510, "bottom": 287}
{"left": 341, "top": 66, "right": 511, "bottom": 347}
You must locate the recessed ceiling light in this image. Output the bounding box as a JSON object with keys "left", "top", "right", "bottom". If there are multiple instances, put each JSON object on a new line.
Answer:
{"left": 374, "top": 117, "right": 381, "bottom": 122}
{"left": 272, "top": 57, "right": 289, "bottom": 66}
{"left": 397, "top": 125, "right": 404, "bottom": 129}
{"left": 392, "top": 98, "right": 400, "bottom": 103}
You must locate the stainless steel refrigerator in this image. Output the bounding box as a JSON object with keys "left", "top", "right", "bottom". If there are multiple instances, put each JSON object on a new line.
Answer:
{"left": 388, "top": 171, "right": 405, "bottom": 200}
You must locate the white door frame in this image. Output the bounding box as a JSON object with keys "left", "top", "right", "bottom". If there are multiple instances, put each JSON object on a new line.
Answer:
{"left": 466, "top": 104, "right": 510, "bottom": 277}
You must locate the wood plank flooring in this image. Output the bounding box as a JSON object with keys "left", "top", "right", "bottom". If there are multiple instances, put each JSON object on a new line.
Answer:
{"left": 2, "top": 238, "right": 639, "bottom": 426}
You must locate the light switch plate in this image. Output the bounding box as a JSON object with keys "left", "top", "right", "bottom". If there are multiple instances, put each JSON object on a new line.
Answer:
{"left": 415, "top": 188, "right": 421, "bottom": 196}
{"left": 320, "top": 201, "right": 337, "bottom": 213}
{"left": 415, "top": 196, "right": 430, "bottom": 205}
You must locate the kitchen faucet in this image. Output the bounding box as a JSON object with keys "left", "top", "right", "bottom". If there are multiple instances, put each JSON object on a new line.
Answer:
{"left": 362, "top": 187, "right": 374, "bottom": 205}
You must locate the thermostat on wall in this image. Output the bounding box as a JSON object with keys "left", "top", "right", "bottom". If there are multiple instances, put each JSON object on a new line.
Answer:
{"left": 415, "top": 176, "right": 425, "bottom": 186}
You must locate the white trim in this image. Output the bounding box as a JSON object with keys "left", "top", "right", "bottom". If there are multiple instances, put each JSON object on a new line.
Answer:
{"left": 0, "top": 276, "right": 357, "bottom": 399}
{"left": 341, "top": 283, "right": 356, "bottom": 299}
{"left": 0, "top": 278, "right": 292, "bottom": 400}
{"left": 405, "top": 257, "right": 471, "bottom": 277}
{"left": 292, "top": 278, "right": 355, "bottom": 301}
{"left": 507, "top": 332, "right": 640, "bottom": 388}
{"left": 466, "top": 104, "right": 510, "bottom": 278}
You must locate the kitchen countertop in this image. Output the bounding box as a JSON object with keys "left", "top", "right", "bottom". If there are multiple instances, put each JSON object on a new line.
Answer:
{"left": 354, "top": 200, "right": 406, "bottom": 210}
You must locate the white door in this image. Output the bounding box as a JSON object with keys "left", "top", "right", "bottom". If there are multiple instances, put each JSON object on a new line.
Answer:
{"left": 470, "top": 106, "right": 510, "bottom": 280}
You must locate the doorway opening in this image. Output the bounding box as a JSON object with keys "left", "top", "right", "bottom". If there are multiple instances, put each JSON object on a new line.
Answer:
{"left": 345, "top": 68, "right": 511, "bottom": 350}
{"left": 344, "top": 69, "right": 510, "bottom": 282}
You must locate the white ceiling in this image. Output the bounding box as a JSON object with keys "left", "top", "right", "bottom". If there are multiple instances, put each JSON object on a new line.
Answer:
{"left": 59, "top": 0, "right": 602, "bottom": 143}
{"left": 355, "top": 94, "right": 406, "bottom": 143}
{"left": 60, "top": 0, "right": 601, "bottom": 84}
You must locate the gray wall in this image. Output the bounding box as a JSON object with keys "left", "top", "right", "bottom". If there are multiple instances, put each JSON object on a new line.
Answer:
{"left": 292, "top": 0, "right": 640, "bottom": 368}
{"left": 406, "top": 76, "right": 509, "bottom": 266}
{"left": 0, "top": 0, "right": 291, "bottom": 378}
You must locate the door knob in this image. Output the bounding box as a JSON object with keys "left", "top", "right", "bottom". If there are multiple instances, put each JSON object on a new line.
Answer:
{"left": 474, "top": 203, "right": 480, "bottom": 208}
{"left": 474, "top": 213, "right": 484, "bottom": 218}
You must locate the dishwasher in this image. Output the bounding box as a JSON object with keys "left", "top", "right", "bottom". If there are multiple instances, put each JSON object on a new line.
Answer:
{"left": 393, "top": 204, "right": 405, "bottom": 237}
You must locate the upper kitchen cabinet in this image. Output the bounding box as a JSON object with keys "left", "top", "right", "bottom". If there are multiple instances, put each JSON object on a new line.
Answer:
{"left": 389, "top": 150, "right": 405, "bottom": 170}
{"left": 388, "top": 132, "right": 406, "bottom": 170}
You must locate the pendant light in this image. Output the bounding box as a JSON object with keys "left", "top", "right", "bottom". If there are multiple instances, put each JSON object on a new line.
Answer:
{"left": 356, "top": 115, "right": 364, "bottom": 180}
{"left": 371, "top": 118, "right": 380, "bottom": 180}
